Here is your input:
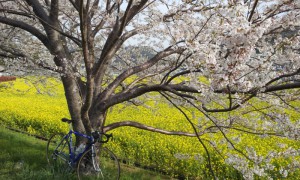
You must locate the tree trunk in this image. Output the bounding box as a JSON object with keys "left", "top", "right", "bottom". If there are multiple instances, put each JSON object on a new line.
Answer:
{"left": 90, "top": 108, "right": 107, "bottom": 131}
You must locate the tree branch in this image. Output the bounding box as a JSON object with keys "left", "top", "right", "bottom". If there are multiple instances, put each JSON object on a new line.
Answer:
{"left": 0, "top": 16, "right": 49, "bottom": 47}
{"left": 202, "top": 93, "right": 256, "bottom": 112}
{"left": 248, "top": 0, "right": 258, "bottom": 22}
{"left": 98, "top": 47, "right": 185, "bottom": 102}
{"left": 0, "top": 44, "right": 27, "bottom": 58}
{"left": 93, "top": 0, "right": 149, "bottom": 91}
{"left": 265, "top": 68, "right": 300, "bottom": 86}
{"left": 98, "top": 82, "right": 199, "bottom": 111}
{"left": 103, "top": 120, "right": 197, "bottom": 136}
{"left": 68, "top": 0, "right": 80, "bottom": 11}
{"left": 25, "top": 0, "right": 49, "bottom": 24}
{"left": 166, "top": 68, "right": 202, "bottom": 84}
{"left": 160, "top": 92, "right": 217, "bottom": 180}
{"left": 182, "top": 95, "right": 253, "bottom": 163}
{"left": 163, "top": 5, "right": 215, "bottom": 22}
{"left": 265, "top": 82, "right": 300, "bottom": 93}
{"left": 0, "top": 9, "right": 33, "bottom": 18}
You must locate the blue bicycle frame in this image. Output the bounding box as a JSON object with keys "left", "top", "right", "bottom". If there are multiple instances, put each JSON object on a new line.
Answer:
{"left": 63, "top": 130, "right": 95, "bottom": 166}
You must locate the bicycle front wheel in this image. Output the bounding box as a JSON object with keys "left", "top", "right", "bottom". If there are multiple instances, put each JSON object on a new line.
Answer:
{"left": 46, "top": 133, "right": 71, "bottom": 171}
{"left": 77, "top": 147, "right": 120, "bottom": 180}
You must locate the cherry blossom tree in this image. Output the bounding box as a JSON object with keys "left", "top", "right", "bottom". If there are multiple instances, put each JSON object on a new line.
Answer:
{"left": 1, "top": 0, "right": 300, "bottom": 179}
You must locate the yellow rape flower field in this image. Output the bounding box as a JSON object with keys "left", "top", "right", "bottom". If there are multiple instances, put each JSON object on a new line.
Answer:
{"left": 1, "top": 77, "right": 300, "bottom": 179}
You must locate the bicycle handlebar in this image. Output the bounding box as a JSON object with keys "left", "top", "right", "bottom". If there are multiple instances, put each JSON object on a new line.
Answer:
{"left": 91, "top": 131, "right": 113, "bottom": 143}
{"left": 99, "top": 133, "right": 113, "bottom": 143}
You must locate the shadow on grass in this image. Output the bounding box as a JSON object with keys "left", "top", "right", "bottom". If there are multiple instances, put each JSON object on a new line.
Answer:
{"left": 0, "top": 126, "right": 76, "bottom": 180}
{"left": 0, "top": 126, "right": 173, "bottom": 180}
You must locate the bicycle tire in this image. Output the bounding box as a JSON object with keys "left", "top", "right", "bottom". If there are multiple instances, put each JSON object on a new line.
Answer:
{"left": 77, "top": 147, "right": 120, "bottom": 180}
{"left": 46, "top": 133, "right": 71, "bottom": 171}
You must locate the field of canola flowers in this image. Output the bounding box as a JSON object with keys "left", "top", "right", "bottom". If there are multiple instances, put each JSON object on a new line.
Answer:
{"left": 1, "top": 77, "right": 300, "bottom": 179}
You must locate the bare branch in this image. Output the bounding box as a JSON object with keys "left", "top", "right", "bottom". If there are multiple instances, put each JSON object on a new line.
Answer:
{"left": 206, "top": 125, "right": 284, "bottom": 137}
{"left": 248, "top": 0, "right": 258, "bottom": 22}
{"left": 265, "top": 68, "right": 300, "bottom": 86}
{"left": 166, "top": 68, "right": 201, "bottom": 84}
{"left": 0, "top": 8, "right": 33, "bottom": 18}
{"left": 0, "top": 16, "right": 49, "bottom": 47}
{"left": 103, "top": 120, "right": 197, "bottom": 136}
{"left": 93, "top": 1, "right": 150, "bottom": 91}
{"left": 97, "top": 83, "right": 198, "bottom": 110}
{"left": 98, "top": 47, "right": 185, "bottom": 102}
{"left": 79, "top": 0, "right": 93, "bottom": 134}
{"left": 0, "top": 44, "right": 26, "bottom": 58}
{"left": 160, "top": 92, "right": 217, "bottom": 180}
{"left": 25, "top": 0, "right": 49, "bottom": 23}
{"left": 202, "top": 94, "right": 256, "bottom": 112}
{"left": 265, "top": 82, "right": 300, "bottom": 93}
{"left": 163, "top": 5, "right": 215, "bottom": 22}
{"left": 182, "top": 95, "right": 253, "bottom": 163}
{"left": 69, "top": 0, "right": 79, "bottom": 11}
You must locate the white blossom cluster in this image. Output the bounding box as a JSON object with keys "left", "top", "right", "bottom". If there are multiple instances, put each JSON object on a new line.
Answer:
{"left": 225, "top": 145, "right": 300, "bottom": 180}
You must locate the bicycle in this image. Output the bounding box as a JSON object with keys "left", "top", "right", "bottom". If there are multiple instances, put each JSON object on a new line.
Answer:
{"left": 46, "top": 118, "right": 120, "bottom": 180}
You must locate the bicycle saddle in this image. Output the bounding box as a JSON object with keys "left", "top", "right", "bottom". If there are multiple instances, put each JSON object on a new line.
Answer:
{"left": 61, "top": 118, "right": 73, "bottom": 124}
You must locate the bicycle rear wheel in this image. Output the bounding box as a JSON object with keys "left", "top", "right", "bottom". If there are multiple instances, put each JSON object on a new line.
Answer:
{"left": 77, "top": 147, "right": 120, "bottom": 180}
{"left": 46, "top": 133, "right": 71, "bottom": 171}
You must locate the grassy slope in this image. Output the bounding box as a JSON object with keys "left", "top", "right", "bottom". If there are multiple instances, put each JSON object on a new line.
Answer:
{"left": 0, "top": 126, "right": 172, "bottom": 180}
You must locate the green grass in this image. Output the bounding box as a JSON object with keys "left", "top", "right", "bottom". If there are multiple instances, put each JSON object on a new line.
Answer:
{"left": 0, "top": 126, "right": 172, "bottom": 180}
{"left": 0, "top": 126, "right": 58, "bottom": 180}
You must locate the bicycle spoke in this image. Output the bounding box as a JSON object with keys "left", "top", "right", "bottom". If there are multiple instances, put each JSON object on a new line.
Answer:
{"left": 46, "top": 134, "right": 72, "bottom": 172}
{"left": 77, "top": 147, "right": 120, "bottom": 180}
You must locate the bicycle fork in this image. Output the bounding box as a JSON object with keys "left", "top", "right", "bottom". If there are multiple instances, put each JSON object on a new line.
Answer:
{"left": 91, "top": 145, "right": 104, "bottom": 178}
